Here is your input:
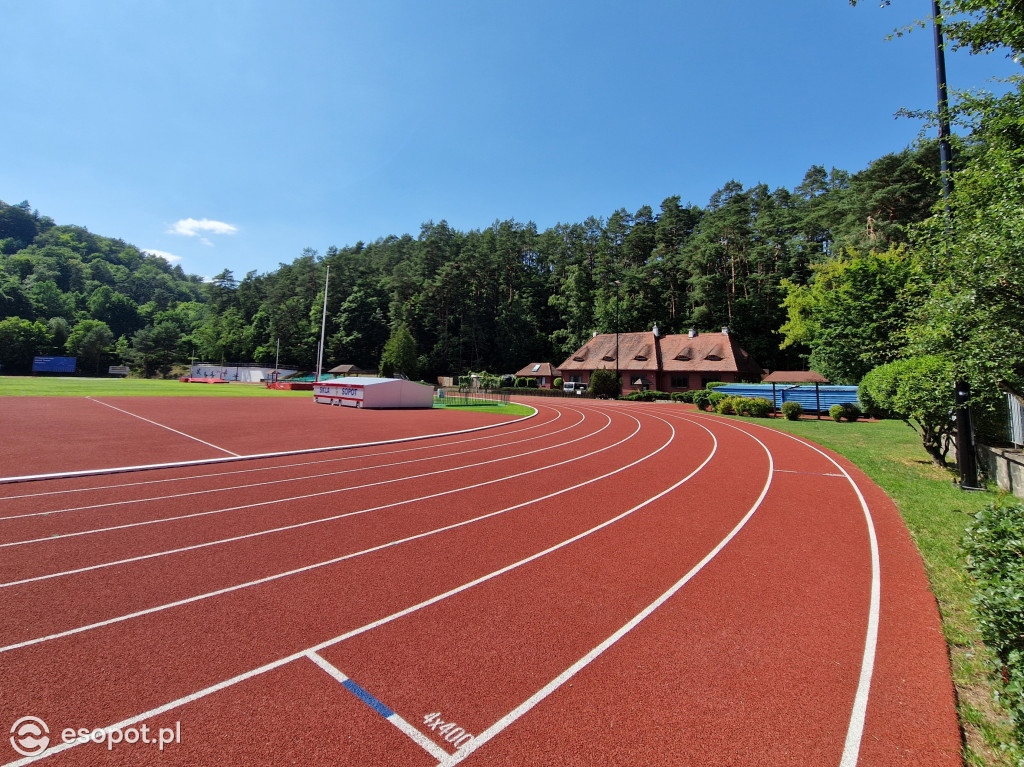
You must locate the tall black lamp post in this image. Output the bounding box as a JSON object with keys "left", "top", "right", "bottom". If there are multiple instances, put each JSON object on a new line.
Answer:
{"left": 932, "top": 1, "right": 982, "bottom": 489}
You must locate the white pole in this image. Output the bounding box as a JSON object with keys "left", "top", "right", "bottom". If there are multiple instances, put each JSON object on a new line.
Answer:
{"left": 316, "top": 265, "right": 330, "bottom": 382}
{"left": 274, "top": 338, "right": 280, "bottom": 383}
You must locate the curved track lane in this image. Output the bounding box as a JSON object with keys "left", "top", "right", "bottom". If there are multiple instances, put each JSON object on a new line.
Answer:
{"left": 0, "top": 399, "right": 959, "bottom": 766}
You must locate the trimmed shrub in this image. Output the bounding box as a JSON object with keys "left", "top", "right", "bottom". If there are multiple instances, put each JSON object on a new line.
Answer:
{"left": 526, "top": 377, "right": 538, "bottom": 388}
{"left": 829, "top": 404, "right": 845, "bottom": 422}
{"left": 670, "top": 391, "right": 694, "bottom": 403}
{"left": 589, "top": 367, "right": 621, "bottom": 399}
{"left": 553, "top": 377, "right": 563, "bottom": 389}
{"left": 708, "top": 391, "right": 727, "bottom": 409}
{"left": 781, "top": 401, "right": 804, "bottom": 420}
{"left": 744, "top": 397, "right": 772, "bottom": 418}
{"left": 859, "top": 355, "right": 956, "bottom": 466}
{"left": 841, "top": 402, "right": 861, "bottom": 422}
{"left": 692, "top": 390, "right": 712, "bottom": 411}
{"left": 716, "top": 396, "right": 737, "bottom": 415}
{"left": 705, "top": 381, "right": 729, "bottom": 390}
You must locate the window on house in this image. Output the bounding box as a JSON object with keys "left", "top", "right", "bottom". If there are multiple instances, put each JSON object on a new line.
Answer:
{"left": 670, "top": 375, "right": 688, "bottom": 388}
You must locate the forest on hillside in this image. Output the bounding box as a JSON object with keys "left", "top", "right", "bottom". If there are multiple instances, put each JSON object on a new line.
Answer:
{"left": 0, "top": 142, "right": 942, "bottom": 382}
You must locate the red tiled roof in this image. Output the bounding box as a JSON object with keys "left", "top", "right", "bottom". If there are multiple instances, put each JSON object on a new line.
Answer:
{"left": 558, "top": 333, "right": 661, "bottom": 372}
{"left": 559, "top": 331, "right": 761, "bottom": 376}
{"left": 514, "top": 362, "right": 560, "bottom": 378}
{"left": 762, "top": 370, "right": 829, "bottom": 383}
{"left": 659, "top": 333, "right": 761, "bottom": 374}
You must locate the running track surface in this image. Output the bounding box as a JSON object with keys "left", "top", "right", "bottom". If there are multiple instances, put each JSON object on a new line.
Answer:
{"left": 0, "top": 395, "right": 960, "bottom": 765}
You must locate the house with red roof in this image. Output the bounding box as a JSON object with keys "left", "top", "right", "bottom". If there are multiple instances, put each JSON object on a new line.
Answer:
{"left": 558, "top": 327, "right": 762, "bottom": 396}
{"left": 513, "top": 362, "right": 561, "bottom": 389}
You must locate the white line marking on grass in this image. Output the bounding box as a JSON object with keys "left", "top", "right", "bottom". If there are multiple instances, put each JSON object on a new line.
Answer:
{"left": 0, "top": 407, "right": 538, "bottom": 485}
{"left": 306, "top": 651, "right": 451, "bottom": 762}
{"left": 0, "top": 408, "right": 611, "bottom": 552}
{"left": 0, "top": 415, "right": 718, "bottom": 766}
{"left": 86, "top": 398, "right": 240, "bottom": 456}
{"left": 0, "top": 411, "right": 667, "bottom": 648}
{"left": 0, "top": 409, "right": 580, "bottom": 524}
{"left": 0, "top": 406, "right": 563, "bottom": 503}
{"left": 438, "top": 417, "right": 772, "bottom": 766}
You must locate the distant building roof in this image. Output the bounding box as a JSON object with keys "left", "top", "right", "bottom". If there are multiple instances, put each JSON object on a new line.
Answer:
{"left": 328, "top": 364, "right": 370, "bottom": 375}
{"left": 514, "top": 362, "right": 560, "bottom": 378}
{"left": 559, "top": 331, "right": 761, "bottom": 377}
{"left": 762, "top": 370, "right": 830, "bottom": 384}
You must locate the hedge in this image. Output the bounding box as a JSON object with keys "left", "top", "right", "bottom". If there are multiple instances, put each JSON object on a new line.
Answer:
{"left": 964, "top": 503, "right": 1024, "bottom": 748}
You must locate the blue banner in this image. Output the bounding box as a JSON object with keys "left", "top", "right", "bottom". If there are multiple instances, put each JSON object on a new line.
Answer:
{"left": 32, "top": 356, "right": 77, "bottom": 373}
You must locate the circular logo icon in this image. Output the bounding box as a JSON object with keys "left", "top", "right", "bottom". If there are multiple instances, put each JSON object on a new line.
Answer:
{"left": 10, "top": 716, "right": 50, "bottom": 757}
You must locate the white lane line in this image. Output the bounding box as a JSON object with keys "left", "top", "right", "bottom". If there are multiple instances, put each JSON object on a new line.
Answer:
{"left": 438, "top": 416, "right": 772, "bottom": 766}
{"left": 0, "top": 409, "right": 619, "bottom": 588}
{"left": 0, "top": 408, "right": 606, "bottom": 548}
{"left": 306, "top": 651, "right": 451, "bottom": 762}
{"left": 0, "top": 412, "right": 652, "bottom": 647}
{"left": 87, "top": 398, "right": 241, "bottom": 456}
{"left": 0, "top": 406, "right": 538, "bottom": 485}
{"left": 761, "top": 429, "right": 880, "bottom": 767}
{"left": 687, "top": 412, "right": 881, "bottom": 767}
{"left": 0, "top": 406, "right": 562, "bottom": 503}
{"left": 0, "top": 407, "right": 581, "bottom": 524}
{"left": 0, "top": 413, "right": 717, "bottom": 766}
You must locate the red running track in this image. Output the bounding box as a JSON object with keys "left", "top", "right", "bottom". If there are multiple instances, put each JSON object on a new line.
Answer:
{"left": 0, "top": 396, "right": 960, "bottom": 766}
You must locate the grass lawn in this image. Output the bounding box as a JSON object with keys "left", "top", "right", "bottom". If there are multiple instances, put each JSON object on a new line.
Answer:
{"left": 434, "top": 400, "right": 535, "bottom": 416}
{"left": 748, "top": 415, "right": 1020, "bottom": 766}
{"left": 0, "top": 376, "right": 311, "bottom": 397}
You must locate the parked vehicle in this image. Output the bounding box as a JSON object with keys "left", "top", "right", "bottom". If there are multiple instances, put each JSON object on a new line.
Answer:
{"left": 563, "top": 382, "right": 588, "bottom": 394}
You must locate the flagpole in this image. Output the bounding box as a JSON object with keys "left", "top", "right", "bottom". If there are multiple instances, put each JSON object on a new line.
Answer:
{"left": 316, "top": 265, "right": 330, "bottom": 382}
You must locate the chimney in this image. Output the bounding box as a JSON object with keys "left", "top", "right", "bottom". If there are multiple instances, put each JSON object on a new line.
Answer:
{"left": 688, "top": 328, "right": 697, "bottom": 338}
{"left": 652, "top": 323, "right": 660, "bottom": 338}
{"left": 592, "top": 331, "right": 598, "bottom": 338}
{"left": 721, "top": 326, "right": 729, "bottom": 335}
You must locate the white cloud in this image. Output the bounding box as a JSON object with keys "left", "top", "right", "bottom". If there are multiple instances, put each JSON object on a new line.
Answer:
{"left": 167, "top": 217, "right": 239, "bottom": 245}
{"left": 142, "top": 248, "right": 182, "bottom": 264}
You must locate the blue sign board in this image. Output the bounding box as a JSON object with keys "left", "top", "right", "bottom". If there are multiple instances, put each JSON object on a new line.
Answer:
{"left": 32, "top": 356, "right": 77, "bottom": 374}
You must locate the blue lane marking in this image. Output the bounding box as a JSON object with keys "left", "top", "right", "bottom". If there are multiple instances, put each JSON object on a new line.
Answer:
{"left": 342, "top": 678, "right": 395, "bottom": 718}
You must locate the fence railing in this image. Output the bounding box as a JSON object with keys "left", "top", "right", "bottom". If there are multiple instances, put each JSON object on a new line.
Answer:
{"left": 1008, "top": 392, "right": 1024, "bottom": 447}
{"left": 437, "top": 387, "right": 511, "bottom": 406}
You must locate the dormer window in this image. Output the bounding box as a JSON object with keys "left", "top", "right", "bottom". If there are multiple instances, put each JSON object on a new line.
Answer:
{"left": 601, "top": 355, "right": 615, "bottom": 362}
{"left": 634, "top": 355, "right": 647, "bottom": 361}
{"left": 573, "top": 356, "right": 586, "bottom": 362}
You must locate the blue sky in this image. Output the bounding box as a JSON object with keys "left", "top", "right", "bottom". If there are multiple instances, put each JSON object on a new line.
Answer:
{"left": 3, "top": 1, "right": 1019, "bottom": 280}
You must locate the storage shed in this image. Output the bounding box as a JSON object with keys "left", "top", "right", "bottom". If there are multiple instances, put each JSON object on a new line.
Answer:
{"left": 313, "top": 377, "right": 434, "bottom": 409}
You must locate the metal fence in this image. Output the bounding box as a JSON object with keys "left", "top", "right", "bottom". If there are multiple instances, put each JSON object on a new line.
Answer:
{"left": 1008, "top": 392, "right": 1024, "bottom": 447}
{"left": 436, "top": 387, "right": 512, "bottom": 406}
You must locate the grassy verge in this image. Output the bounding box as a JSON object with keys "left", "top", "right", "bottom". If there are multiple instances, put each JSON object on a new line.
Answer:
{"left": 434, "top": 400, "right": 535, "bottom": 416}
{"left": 0, "top": 376, "right": 311, "bottom": 398}
{"left": 748, "top": 415, "right": 1020, "bottom": 766}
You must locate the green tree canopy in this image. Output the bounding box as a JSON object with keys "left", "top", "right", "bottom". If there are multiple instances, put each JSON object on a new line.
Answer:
{"left": 380, "top": 322, "right": 418, "bottom": 379}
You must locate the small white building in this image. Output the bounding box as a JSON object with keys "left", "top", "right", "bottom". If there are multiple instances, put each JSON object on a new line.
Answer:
{"left": 313, "top": 377, "right": 434, "bottom": 409}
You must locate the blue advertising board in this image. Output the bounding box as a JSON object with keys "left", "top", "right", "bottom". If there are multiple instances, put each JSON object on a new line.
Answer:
{"left": 32, "top": 356, "right": 77, "bottom": 374}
